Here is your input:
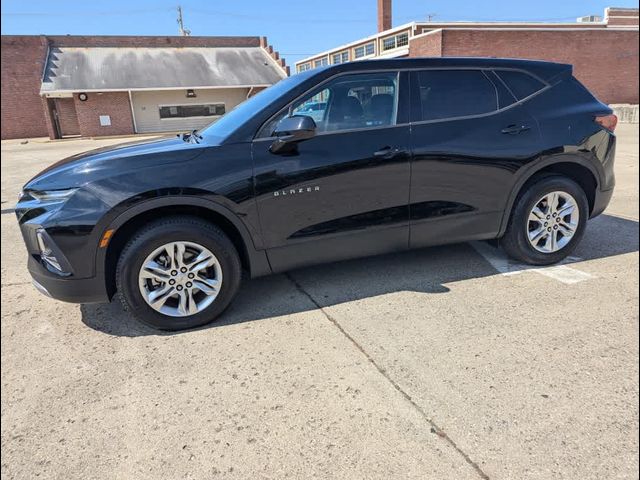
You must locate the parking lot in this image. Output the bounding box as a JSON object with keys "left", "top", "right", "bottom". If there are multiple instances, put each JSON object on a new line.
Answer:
{"left": 1, "top": 127, "right": 638, "bottom": 479}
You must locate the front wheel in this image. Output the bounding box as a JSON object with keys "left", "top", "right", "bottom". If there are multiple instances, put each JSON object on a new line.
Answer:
{"left": 116, "top": 217, "right": 242, "bottom": 330}
{"left": 501, "top": 175, "right": 589, "bottom": 265}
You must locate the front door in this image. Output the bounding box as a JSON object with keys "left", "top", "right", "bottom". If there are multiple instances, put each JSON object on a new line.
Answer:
{"left": 252, "top": 71, "right": 411, "bottom": 272}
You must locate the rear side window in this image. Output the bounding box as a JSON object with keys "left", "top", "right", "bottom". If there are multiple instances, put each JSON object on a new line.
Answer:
{"left": 495, "top": 70, "right": 546, "bottom": 100}
{"left": 416, "top": 70, "right": 498, "bottom": 121}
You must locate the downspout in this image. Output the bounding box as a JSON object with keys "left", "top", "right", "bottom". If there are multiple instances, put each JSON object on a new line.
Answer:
{"left": 128, "top": 90, "right": 138, "bottom": 133}
{"left": 39, "top": 37, "right": 60, "bottom": 140}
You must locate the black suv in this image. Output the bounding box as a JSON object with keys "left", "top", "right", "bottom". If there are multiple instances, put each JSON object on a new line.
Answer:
{"left": 16, "top": 58, "right": 617, "bottom": 330}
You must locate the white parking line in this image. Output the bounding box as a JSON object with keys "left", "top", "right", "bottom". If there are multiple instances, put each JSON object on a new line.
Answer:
{"left": 470, "top": 241, "right": 595, "bottom": 284}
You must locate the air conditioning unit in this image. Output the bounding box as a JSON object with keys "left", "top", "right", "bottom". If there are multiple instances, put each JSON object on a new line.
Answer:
{"left": 577, "top": 15, "right": 603, "bottom": 23}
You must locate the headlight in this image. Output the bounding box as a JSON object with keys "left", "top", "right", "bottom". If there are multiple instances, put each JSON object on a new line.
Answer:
{"left": 26, "top": 188, "right": 78, "bottom": 203}
{"left": 15, "top": 188, "right": 78, "bottom": 224}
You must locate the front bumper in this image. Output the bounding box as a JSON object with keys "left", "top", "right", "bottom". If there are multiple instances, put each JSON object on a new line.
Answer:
{"left": 17, "top": 188, "right": 112, "bottom": 304}
{"left": 27, "top": 255, "right": 109, "bottom": 303}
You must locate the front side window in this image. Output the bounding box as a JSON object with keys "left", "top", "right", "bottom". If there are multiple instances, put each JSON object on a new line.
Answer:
{"left": 259, "top": 72, "right": 399, "bottom": 137}
{"left": 416, "top": 70, "right": 498, "bottom": 121}
{"left": 159, "top": 103, "right": 225, "bottom": 119}
{"left": 293, "top": 89, "right": 331, "bottom": 124}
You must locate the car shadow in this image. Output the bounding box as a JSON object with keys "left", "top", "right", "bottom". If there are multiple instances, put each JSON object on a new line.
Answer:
{"left": 81, "top": 213, "right": 639, "bottom": 337}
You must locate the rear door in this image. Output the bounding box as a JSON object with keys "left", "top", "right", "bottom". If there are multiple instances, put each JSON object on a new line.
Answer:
{"left": 252, "top": 71, "right": 412, "bottom": 272}
{"left": 408, "top": 68, "right": 542, "bottom": 248}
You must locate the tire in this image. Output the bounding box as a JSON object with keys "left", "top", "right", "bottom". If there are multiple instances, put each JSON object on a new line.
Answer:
{"left": 501, "top": 175, "right": 589, "bottom": 265}
{"left": 116, "top": 216, "right": 242, "bottom": 331}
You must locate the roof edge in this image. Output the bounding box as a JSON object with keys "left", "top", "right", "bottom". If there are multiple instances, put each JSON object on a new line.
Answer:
{"left": 2, "top": 34, "right": 263, "bottom": 48}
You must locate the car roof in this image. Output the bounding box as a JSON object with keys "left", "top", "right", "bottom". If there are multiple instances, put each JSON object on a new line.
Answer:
{"left": 317, "top": 57, "right": 572, "bottom": 83}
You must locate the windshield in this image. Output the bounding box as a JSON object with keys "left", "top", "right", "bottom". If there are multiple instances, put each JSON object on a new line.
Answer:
{"left": 198, "top": 70, "right": 318, "bottom": 143}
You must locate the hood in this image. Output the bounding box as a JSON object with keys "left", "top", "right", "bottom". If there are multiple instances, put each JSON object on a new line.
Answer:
{"left": 24, "top": 135, "right": 206, "bottom": 192}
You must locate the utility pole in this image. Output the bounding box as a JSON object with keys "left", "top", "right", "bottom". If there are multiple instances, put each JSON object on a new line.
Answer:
{"left": 177, "top": 6, "right": 191, "bottom": 36}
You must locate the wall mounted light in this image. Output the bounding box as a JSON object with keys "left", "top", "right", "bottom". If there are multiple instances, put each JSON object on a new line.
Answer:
{"left": 186, "top": 89, "right": 196, "bottom": 98}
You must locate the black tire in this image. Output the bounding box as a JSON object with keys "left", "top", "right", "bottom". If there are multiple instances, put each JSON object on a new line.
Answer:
{"left": 116, "top": 216, "right": 242, "bottom": 331}
{"left": 501, "top": 175, "right": 589, "bottom": 265}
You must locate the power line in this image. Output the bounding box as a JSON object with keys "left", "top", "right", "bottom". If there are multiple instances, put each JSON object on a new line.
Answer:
{"left": 188, "top": 7, "right": 372, "bottom": 24}
{"left": 1, "top": 7, "right": 174, "bottom": 17}
{"left": 0, "top": 7, "right": 585, "bottom": 24}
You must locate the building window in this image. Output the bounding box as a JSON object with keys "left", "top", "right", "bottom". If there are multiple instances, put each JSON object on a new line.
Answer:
{"left": 314, "top": 57, "right": 329, "bottom": 68}
{"left": 396, "top": 32, "right": 409, "bottom": 47}
{"left": 381, "top": 31, "right": 410, "bottom": 51}
{"left": 354, "top": 42, "right": 375, "bottom": 59}
{"left": 159, "top": 103, "right": 225, "bottom": 119}
{"left": 332, "top": 51, "right": 349, "bottom": 64}
{"left": 298, "top": 62, "right": 312, "bottom": 73}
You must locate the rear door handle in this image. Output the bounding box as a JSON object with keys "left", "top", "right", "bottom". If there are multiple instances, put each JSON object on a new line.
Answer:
{"left": 373, "top": 146, "right": 408, "bottom": 159}
{"left": 501, "top": 124, "right": 531, "bottom": 135}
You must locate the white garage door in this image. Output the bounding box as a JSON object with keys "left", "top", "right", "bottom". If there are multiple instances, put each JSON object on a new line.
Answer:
{"left": 131, "top": 88, "right": 250, "bottom": 133}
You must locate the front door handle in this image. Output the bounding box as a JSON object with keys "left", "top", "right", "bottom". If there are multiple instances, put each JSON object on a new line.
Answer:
{"left": 501, "top": 124, "right": 531, "bottom": 135}
{"left": 373, "top": 146, "right": 408, "bottom": 159}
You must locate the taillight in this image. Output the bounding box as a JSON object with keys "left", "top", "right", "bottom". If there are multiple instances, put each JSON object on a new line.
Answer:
{"left": 595, "top": 114, "right": 618, "bottom": 132}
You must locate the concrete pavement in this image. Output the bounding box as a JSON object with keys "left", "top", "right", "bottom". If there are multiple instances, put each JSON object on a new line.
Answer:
{"left": 1, "top": 127, "right": 638, "bottom": 479}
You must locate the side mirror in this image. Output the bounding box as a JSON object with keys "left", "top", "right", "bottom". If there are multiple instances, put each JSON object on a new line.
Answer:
{"left": 269, "top": 115, "right": 316, "bottom": 154}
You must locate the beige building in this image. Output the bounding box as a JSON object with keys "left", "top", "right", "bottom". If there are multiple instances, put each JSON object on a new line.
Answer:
{"left": 1, "top": 35, "right": 290, "bottom": 139}
{"left": 130, "top": 87, "right": 254, "bottom": 134}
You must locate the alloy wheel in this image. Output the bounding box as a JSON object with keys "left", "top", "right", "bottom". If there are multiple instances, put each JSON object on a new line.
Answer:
{"left": 138, "top": 241, "right": 222, "bottom": 317}
{"left": 526, "top": 191, "right": 580, "bottom": 253}
{"left": 527, "top": 191, "right": 580, "bottom": 253}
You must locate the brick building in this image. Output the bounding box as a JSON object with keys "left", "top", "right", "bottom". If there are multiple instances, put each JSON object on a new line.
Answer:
{"left": 1, "top": 35, "right": 289, "bottom": 140}
{"left": 295, "top": 5, "right": 639, "bottom": 105}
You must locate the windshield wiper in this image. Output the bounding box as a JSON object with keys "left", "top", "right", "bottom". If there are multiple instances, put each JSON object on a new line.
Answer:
{"left": 179, "top": 130, "right": 203, "bottom": 144}
{"left": 190, "top": 129, "right": 203, "bottom": 143}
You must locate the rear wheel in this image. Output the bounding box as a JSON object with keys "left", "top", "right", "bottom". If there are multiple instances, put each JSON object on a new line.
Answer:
{"left": 116, "top": 217, "right": 241, "bottom": 330}
{"left": 501, "top": 175, "right": 589, "bottom": 265}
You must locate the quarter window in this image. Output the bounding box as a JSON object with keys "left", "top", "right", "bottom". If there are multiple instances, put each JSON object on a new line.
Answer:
{"left": 416, "top": 70, "right": 498, "bottom": 121}
{"left": 159, "top": 103, "right": 225, "bottom": 119}
{"left": 495, "top": 70, "right": 546, "bottom": 100}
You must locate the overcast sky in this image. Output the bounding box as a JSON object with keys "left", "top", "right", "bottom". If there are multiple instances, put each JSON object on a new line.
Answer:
{"left": 2, "top": 0, "right": 638, "bottom": 64}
